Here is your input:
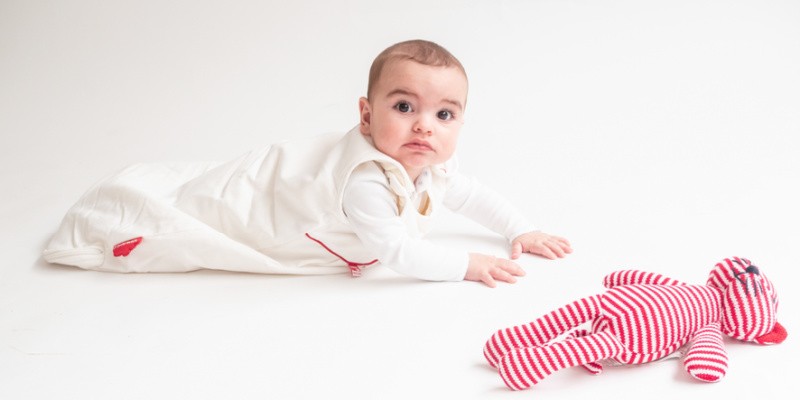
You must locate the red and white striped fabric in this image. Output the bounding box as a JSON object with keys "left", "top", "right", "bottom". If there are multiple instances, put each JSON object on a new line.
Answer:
{"left": 707, "top": 257, "right": 779, "bottom": 342}
{"left": 484, "top": 257, "right": 787, "bottom": 391}
{"left": 568, "top": 330, "right": 604, "bottom": 375}
{"left": 603, "top": 269, "right": 686, "bottom": 288}
{"left": 498, "top": 332, "right": 622, "bottom": 390}
{"left": 683, "top": 322, "right": 728, "bottom": 382}
{"left": 483, "top": 295, "right": 603, "bottom": 368}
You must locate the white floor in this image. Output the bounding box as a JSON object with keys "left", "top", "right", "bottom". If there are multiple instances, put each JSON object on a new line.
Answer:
{"left": 2, "top": 1, "right": 799, "bottom": 399}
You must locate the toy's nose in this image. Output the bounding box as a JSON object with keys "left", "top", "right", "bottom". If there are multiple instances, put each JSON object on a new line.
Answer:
{"left": 755, "top": 322, "right": 787, "bottom": 345}
{"left": 745, "top": 265, "right": 760, "bottom": 275}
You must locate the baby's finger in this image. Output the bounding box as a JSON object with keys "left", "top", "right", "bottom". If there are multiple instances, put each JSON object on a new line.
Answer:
{"left": 499, "top": 258, "right": 525, "bottom": 276}
{"left": 556, "top": 237, "right": 573, "bottom": 253}
{"left": 547, "top": 241, "right": 567, "bottom": 258}
{"left": 510, "top": 241, "right": 522, "bottom": 260}
{"left": 537, "top": 245, "right": 557, "bottom": 260}
{"left": 482, "top": 271, "right": 498, "bottom": 288}
{"left": 491, "top": 267, "right": 517, "bottom": 284}
{"left": 554, "top": 236, "right": 571, "bottom": 247}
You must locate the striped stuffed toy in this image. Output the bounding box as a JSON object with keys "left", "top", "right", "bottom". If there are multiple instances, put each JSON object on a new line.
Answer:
{"left": 483, "top": 257, "right": 787, "bottom": 391}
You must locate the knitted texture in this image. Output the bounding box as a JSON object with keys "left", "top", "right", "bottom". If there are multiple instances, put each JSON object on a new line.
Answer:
{"left": 483, "top": 295, "right": 602, "bottom": 368}
{"left": 708, "top": 257, "right": 779, "bottom": 342}
{"left": 483, "top": 257, "right": 787, "bottom": 391}
{"left": 499, "top": 332, "right": 621, "bottom": 390}
{"left": 683, "top": 322, "right": 728, "bottom": 382}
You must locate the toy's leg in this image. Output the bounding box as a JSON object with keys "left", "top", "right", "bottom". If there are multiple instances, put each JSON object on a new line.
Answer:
{"left": 483, "top": 294, "right": 603, "bottom": 368}
{"left": 568, "top": 330, "right": 603, "bottom": 375}
{"left": 683, "top": 322, "right": 728, "bottom": 382}
{"left": 498, "top": 331, "right": 623, "bottom": 391}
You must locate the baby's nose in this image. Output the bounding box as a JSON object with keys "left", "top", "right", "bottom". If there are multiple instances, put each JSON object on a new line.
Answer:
{"left": 413, "top": 118, "right": 433, "bottom": 134}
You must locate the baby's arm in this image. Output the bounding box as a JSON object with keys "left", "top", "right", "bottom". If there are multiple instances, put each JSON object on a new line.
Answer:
{"left": 444, "top": 174, "right": 572, "bottom": 260}
{"left": 343, "top": 164, "right": 469, "bottom": 282}
{"left": 343, "top": 163, "right": 525, "bottom": 287}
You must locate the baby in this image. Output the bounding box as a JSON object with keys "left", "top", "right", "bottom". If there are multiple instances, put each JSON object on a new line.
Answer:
{"left": 43, "top": 39, "right": 571, "bottom": 287}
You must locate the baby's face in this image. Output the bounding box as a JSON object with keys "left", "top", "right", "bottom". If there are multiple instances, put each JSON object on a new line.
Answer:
{"left": 359, "top": 59, "right": 468, "bottom": 181}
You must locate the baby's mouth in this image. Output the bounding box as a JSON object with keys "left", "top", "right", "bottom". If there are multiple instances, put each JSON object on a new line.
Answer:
{"left": 405, "top": 141, "right": 433, "bottom": 151}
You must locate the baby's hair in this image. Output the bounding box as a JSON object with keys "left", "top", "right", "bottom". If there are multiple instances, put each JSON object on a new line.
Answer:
{"left": 367, "top": 39, "right": 467, "bottom": 100}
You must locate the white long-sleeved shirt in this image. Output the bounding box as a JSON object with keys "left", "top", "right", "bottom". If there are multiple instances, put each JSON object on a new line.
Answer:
{"left": 43, "top": 126, "right": 537, "bottom": 279}
{"left": 342, "top": 162, "right": 536, "bottom": 281}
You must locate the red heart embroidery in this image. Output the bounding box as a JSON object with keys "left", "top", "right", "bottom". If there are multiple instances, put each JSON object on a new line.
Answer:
{"left": 113, "top": 237, "right": 143, "bottom": 257}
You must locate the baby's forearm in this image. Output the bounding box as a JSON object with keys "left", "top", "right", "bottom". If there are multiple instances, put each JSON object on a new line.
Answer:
{"left": 444, "top": 175, "right": 535, "bottom": 240}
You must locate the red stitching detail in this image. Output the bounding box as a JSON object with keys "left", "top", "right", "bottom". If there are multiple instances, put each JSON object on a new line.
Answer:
{"left": 113, "top": 237, "right": 143, "bottom": 257}
{"left": 305, "top": 233, "right": 378, "bottom": 277}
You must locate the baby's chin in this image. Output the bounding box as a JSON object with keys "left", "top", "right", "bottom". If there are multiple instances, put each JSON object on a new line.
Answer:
{"left": 400, "top": 158, "right": 452, "bottom": 177}
{"left": 400, "top": 153, "right": 439, "bottom": 166}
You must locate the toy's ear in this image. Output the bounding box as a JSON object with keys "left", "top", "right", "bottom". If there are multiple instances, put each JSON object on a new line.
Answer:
{"left": 710, "top": 257, "right": 782, "bottom": 343}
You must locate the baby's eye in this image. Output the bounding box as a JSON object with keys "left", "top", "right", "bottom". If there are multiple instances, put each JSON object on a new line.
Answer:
{"left": 437, "top": 109, "right": 454, "bottom": 121}
{"left": 394, "top": 102, "right": 413, "bottom": 113}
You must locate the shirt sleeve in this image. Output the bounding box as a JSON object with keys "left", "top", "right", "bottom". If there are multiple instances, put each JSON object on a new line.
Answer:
{"left": 342, "top": 163, "right": 468, "bottom": 282}
{"left": 443, "top": 172, "right": 537, "bottom": 242}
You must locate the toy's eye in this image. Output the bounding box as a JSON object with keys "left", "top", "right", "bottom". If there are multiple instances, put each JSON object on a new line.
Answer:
{"left": 734, "top": 271, "right": 763, "bottom": 295}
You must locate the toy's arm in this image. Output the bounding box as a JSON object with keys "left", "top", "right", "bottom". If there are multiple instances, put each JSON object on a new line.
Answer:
{"left": 603, "top": 270, "right": 687, "bottom": 288}
{"left": 683, "top": 322, "right": 728, "bottom": 382}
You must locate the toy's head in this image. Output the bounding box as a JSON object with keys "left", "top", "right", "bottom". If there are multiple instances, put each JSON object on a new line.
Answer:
{"left": 707, "top": 257, "right": 787, "bottom": 344}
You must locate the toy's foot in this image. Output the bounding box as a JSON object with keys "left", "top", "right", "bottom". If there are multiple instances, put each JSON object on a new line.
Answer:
{"left": 498, "top": 332, "right": 621, "bottom": 390}
{"left": 568, "top": 329, "right": 604, "bottom": 375}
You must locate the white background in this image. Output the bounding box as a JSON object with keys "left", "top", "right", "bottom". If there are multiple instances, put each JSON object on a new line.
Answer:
{"left": 1, "top": 0, "right": 798, "bottom": 399}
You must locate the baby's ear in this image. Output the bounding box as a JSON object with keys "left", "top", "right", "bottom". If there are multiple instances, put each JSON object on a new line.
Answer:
{"left": 358, "top": 97, "right": 371, "bottom": 135}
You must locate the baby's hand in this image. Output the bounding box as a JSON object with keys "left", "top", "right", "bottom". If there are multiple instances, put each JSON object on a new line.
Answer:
{"left": 465, "top": 253, "right": 525, "bottom": 288}
{"left": 511, "top": 231, "right": 572, "bottom": 260}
